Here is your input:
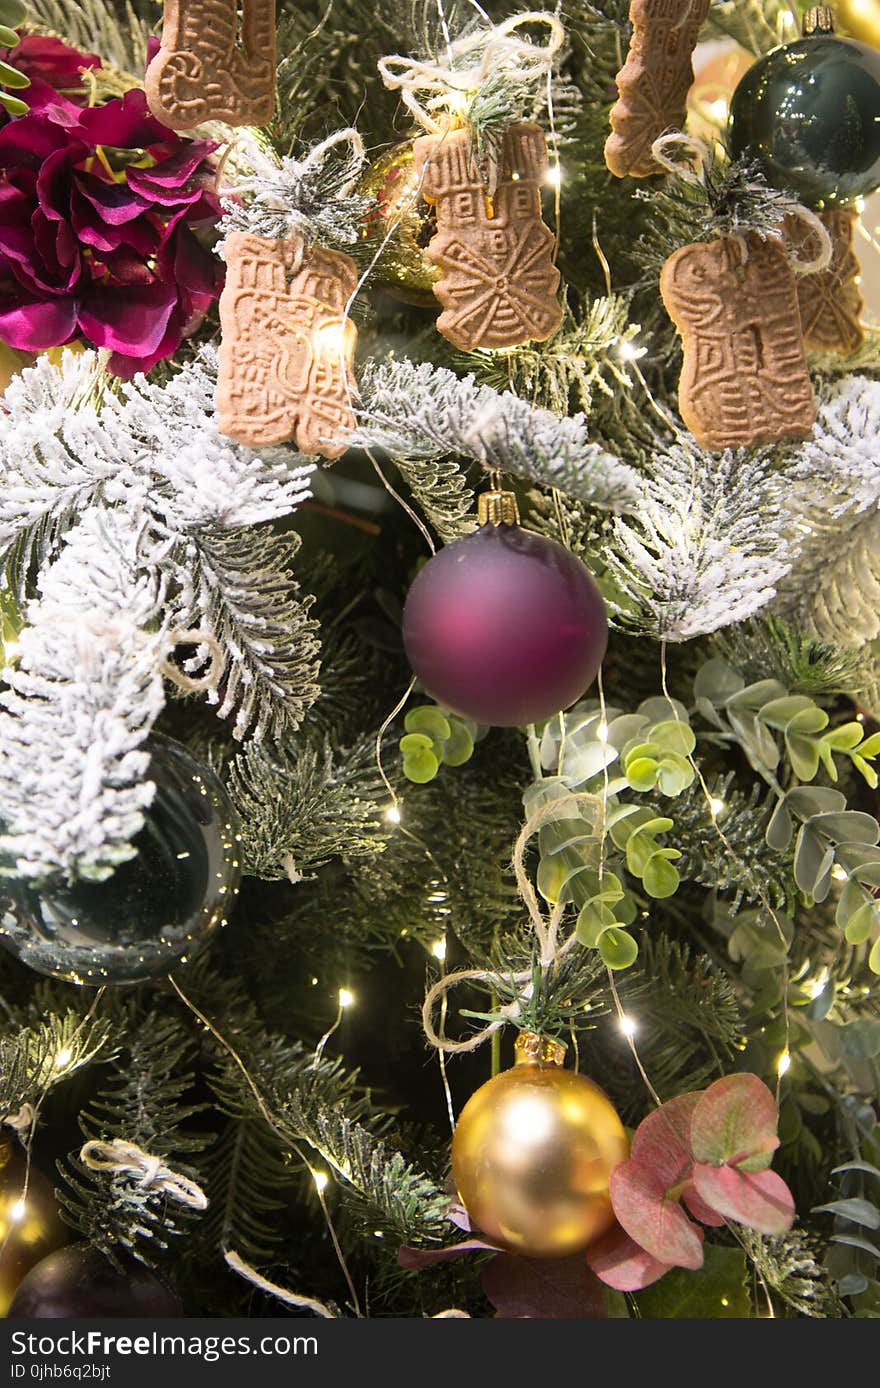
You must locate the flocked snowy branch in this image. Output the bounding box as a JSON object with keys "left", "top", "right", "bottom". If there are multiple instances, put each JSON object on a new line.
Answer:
{"left": 0, "top": 348, "right": 320, "bottom": 879}
{"left": 0, "top": 509, "right": 168, "bottom": 882}
{"left": 778, "top": 376, "right": 880, "bottom": 645}
{"left": 353, "top": 360, "right": 641, "bottom": 512}
{"left": 606, "top": 443, "right": 795, "bottom": 640}
{"left": 0, "top": 348, "right": 318, "bottom": 741}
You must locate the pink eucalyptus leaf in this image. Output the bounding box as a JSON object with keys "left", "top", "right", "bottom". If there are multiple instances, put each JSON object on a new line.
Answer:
{"left": 690, "top": 1074, "right": 780, "bottom": 1172}
{"left": 610, "top": 1159, "right": 705, "bottom": 1269}
{"left": 586, "top": 1223, "right": 673, "bottom": 1291}
{"left": 691, "top": 1163, "right": 795, "bottom": 1236}
{"left": 629, "top": 1092, "right": 700, "bottom": 1189}
{"left": 482, "top": 1252, "right": 606, "bottom": 1319}
{"left": 682, "top": 1182, "right": 727, "bottom": 1228}
{"left": 397, "top": 1238, "right": 499, "bottom": 1270}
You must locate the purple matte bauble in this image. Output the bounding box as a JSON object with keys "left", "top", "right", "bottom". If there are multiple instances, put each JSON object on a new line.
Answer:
{"left": 6, "top": 1245, "right": 182, "bottom": 1318}
{"left": 402, "top": 524, "right": 608, "bottom": 726}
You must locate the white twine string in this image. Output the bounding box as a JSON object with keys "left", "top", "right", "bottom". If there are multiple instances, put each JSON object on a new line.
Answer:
{"left": 80, "top": 1139, "right": 208, "bottom": 1210}
{"left": 226, "top": 1249, "right": 470, "bottom": 1318}
{"left": 422, "top": 791, "right": 601, "bottom": 1053}
{"left": 225, "top": 1250, "right": 337, "bottom": 1317}
{"left": 650, "top": 132, "right": 833, "bottom": 277}
{"left": 378, "top": 13, "right": 564, "bottom": 135}
{"left": 1, "top": 1103, "right": 36, "bottom": 1137}
{"left": 161, "top": 627, "right": 225, "bottom": 694}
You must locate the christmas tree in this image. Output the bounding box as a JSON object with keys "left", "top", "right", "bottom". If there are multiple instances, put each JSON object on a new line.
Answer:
{"left": 0, "top": 0, "right": 878, "bottom": 1322}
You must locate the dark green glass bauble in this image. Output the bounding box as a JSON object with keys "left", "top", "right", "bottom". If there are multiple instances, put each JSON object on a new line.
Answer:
{"left": 0, "top": 735, "right": 241, "bottom": 984}
{"left": 729, "top": 34, "right": 880, "bottom": 206}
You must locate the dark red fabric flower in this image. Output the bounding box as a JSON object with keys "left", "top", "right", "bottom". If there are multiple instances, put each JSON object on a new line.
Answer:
{"left": 0, "top": 83, "right": 222, "bottom": 376}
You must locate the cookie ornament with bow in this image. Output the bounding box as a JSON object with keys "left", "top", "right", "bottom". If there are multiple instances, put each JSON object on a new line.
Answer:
{"left": 378, "top": 13, "right": 565, "bottom": 353}
{"left": 216, "top": 130, "right": 368, "bottom": 460}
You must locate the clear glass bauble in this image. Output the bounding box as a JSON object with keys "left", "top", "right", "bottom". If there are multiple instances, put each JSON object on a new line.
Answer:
{"left": 0, "top": 734, "right": 241, "bottom": 984}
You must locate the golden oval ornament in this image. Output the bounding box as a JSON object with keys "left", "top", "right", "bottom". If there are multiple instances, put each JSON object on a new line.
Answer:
{"left": 359, "top": 142, "right": 440, "bottom": 305}
{"left": 451, "top": 1033, "right": 628, "bottom": 1258}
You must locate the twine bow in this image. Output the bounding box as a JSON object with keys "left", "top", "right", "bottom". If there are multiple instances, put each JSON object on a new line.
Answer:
{"left": 161, "top": 627, "right": 225, "bottom": 694}
{"left": 378, "top": 12, "right": 564, "bottom": 135}
{"left": 80, "top": 1138, "right": 208, "bottom": 1210}
{"left": 422, "top": 790, "right": 602, "bottom": 1053}
{"left": 650, "top": 132, "right": 833, "bottom": 277}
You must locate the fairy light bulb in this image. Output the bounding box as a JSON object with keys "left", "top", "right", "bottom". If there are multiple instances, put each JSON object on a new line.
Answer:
{"left": 338, "top": 988, "right": 354, "bottom": 1009}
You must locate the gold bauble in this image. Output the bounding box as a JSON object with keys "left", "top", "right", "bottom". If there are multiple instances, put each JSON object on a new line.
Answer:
{"left": 359, "top": 142, "right": 440, "bottom": 306}
{"left": 836, "top": 0, "right": 880, "bottom": 47}
{"left": 451, "top": 1032, "right": 628, "bottom": 1258}
{"left": 0, "top": 1145, "right": 67, "bottom": 1314}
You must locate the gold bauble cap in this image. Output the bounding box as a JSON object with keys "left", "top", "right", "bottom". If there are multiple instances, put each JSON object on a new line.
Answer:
{"left": 803, "top": 5, "right": 835, "bottom": 32}
{"left": 513, "top": 1030, "right": 567, "bottom": 1066}
{"left": 477, "top": 490, "right": 520, "bottom": 526}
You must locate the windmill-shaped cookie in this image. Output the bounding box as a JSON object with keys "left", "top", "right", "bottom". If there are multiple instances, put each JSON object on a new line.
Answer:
{"left": 412, "top": 124, "right": 563, "bottom": 351}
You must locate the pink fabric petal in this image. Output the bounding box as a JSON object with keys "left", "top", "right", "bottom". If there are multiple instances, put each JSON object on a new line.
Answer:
{"left": 126, "top": 142, "right": 217, "bottom": 200}
{"left": 586, "top": 1223, "right": 673, "bottom": 1291}
{"left": 107, "top": 315, "right": 182, "bottom": 378}
{"left": 691, "top": 1164, "right": 795, "bottom": 1236}
{"left": 0, "top": 110, "right": 77, "bottom": 165}
{"left": 75, "top": 175, "right": 149, "bottom": 226}
{"left": 0, "top": 295, "right": 78, "bottom": 349}
{"left": 610, "top": 1160, "right": 705, "bottom": 1269}
{"left": 10, "top": 34, "right": 100, "bottom": 88}
{"left": 78, "top": 280, "right": 177, "bottom": 355}
{"left": 76, "top": 88, "right": 173, "bottom": 150}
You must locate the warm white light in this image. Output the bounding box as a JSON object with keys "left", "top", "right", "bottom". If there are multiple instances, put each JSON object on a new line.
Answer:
{"left": 53, "top": 1046, "right": 73, "bottom": 1071}
{"left": 311, "top": 1170, "right": 329, "bottom": 1194}
{"left": 431, "top": 938, "right": 447, "bottom": 961}
{"left": 9, "top": 1200, "right": 26, "bottom": 1223}
{"left": 618, "top": 340, "right": 639, "bottom": 362}
{"left": 338, "top": 988, "right": 354, "bottom": 1009}
{"left": 708, "top": 797, "right": 726, "bottom": 818}
{"left": 385, "top": 804, "right": 401, "bottom": 825}
{"left": 708, "top": 98, "right": 729, "bottom": 123}
{"left": 312, "top": 322, "right": 349, "bottom": 357}
{"left": 596, "top": 721, "right": 609, "bottom": 743}
{"left": 545, "top": 164, "right": 562, "bottom": 189}
{"left": 619, "top": 1014, "right": 637, "bottom": 1038}
{"left": 777, "top": 1050, "right": 791, "bottom": 1077}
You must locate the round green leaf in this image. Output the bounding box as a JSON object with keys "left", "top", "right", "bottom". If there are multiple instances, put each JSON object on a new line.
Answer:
{"left": 625, "top": 756, "right": 660, "bottom": 792}
{"left": 642, "top": 852, "right": 680, "bottom": 899}
{"left": 402, "top": 747, "right": 439, "bottom": 783}
{"left": 843, "top": 899, "right": 879, "bottom": 945}
{"left": 441, "top": 720, "right": 474, "bottom": 766}
{"left": 649, "top": 720, "right": 696, "bottom": 756}
{"left": 576, "top": 900, "right": 617, "bottom": 948}
{"left": 405, "top": 706, "right": 451, "bottom": 740}
{"left": 599, "top": 927, "right": 638, "bottom": 969}
{"left": 656, "top": 753, "right": 695, "bottom": 796}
